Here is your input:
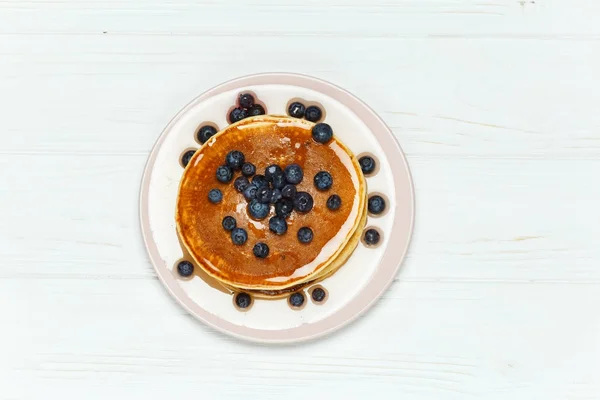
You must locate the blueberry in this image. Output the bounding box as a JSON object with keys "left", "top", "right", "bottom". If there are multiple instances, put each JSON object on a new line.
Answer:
{"left": 248, "top": 199, "right": 270, "bottom": 220}
{"left": 229, "top": 107, "right": 249, "bottom": 123}
{"left": 293, "top": 192, "right": 314, "bottom": 213}
{"left": 270, "top": 188, "right": 282, "bottom": 204}
{"left": 312, "top": 123, "right": 333, "bottom": 144}
{"left": 225, "top": 150, "right": 245, "bottom": 170}
{"left": 197, "top": 125, "right": 217, "bottom": 144}
{"left": 181, "top": 150, "right": 196, "bottom": 167}
{"left": 222, "top": 216, "right": 236, "bottom": 231}
{"left": 297, "top": 227, "right": 314, "bottom": 244}
{"left": 288, "top": 101, "right": 306, "bottom": 118}
{"left": 252, "top": 174, "right": 268, "bottom": 188}
{"left": 281, "top": 184, "right": 297, "bottom": 199}
{"left": 256, "top": 186, "right": 272, "bottom": 204}
{"left": 311, "top": 287, "right": 326, "bottom": 302}
{"left": 247, "top": 104, "right": 266, "bottom": 116}
{"left": 234, "top": 176, "right": 250, "bottom": 193}
{"left": 253, "top": 242, "right": 269, "bottom": 258}
{"left": 314, "top": 171, "right": 333, "bottom": 191}
{"left": 368, "top": 195, "right": 386, "bottom": 215}
{"left": 289, "top": 292, "right": 305, "bottom": 308}
{"left": 177, "top": 260, "right": 194, "bottom": 277}
{"left": 269, "top": 216, "right": 288, "bottom": 235}
{"left": 284, "top": 163, "right": 303, "bottom": 184}
{"left": 271, "top": 171, "right": 286, "bottom": 189}
{"left": 305, "top": 105, "right": 323, "bottom": 122}
{"left": 231, "top": 227, "right": 248, "bottom": 245}
{"left": 208, "top": 188, "right": 223, "bottom": 203}
{"left": 359, "top": 156, "right": 376, "bottom": 175}
{"left": 242, "top": 162, "right": 256, "bottom": 177}
{"left": 243, "top": 184, "right": 259, "bottom": 201}
{"left": 238, "top": 92, "right": 255, "bottom": 108}
{"left": 216, "top": 165, "right": 233, "bottom": 183}
{"left": 326, "top": 194, "right": 342, "bottom": 211}
{"left": 275, "top": 198, "right": 294, "bottom": 218}
{"left": 265, "top": 164, "right": 283, "bottom": 182}
{"left": 364, "top": 228, "right": 380, "bottom": 245}
{"left": 263, "top": 167, "right": 285, "bottom": 188}
{"left": 235, "top": 292, "right": 252, "bottom": 309}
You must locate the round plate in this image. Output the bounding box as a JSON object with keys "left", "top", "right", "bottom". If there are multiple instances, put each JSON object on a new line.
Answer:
{"left": 139, "top": 73, "right": 414, "bottom": 343}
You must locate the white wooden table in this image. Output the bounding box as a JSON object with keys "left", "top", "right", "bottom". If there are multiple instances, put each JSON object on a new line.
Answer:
{"left": 1, "top": 1, "right": 599, "bottom": 398}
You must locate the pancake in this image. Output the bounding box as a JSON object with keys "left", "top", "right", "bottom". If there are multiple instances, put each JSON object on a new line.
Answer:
{"left": 176, "top": 115, "right": 367, "bottom": 297}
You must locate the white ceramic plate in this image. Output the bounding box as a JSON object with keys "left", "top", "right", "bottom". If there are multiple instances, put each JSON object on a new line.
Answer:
{"left": 139, "top": 73, "right": 414, "bottom": 343}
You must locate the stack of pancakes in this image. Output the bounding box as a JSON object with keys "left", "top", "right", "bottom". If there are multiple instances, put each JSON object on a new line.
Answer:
{"left": 176, "top": 115, "right": 367, "bottom": 298}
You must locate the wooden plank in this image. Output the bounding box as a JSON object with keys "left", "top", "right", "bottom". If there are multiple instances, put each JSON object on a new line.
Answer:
{"left": 0, "top": 0, "right": 598, "bottom": 37}
{"left": 1, "top": 37, "right": 599, "bottom": 157}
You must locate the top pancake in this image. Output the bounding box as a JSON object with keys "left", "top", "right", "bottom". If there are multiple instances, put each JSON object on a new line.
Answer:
{"left": 176, "top": 115, "right": 366, "bottom": 291}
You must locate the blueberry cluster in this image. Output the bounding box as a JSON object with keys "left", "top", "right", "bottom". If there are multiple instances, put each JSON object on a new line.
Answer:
{"left": 287, "top": 101, "right": 323, "bottom": 123}
{"left": 285, "top": 285, "right": 329, "bottom": 310}
{"left": 358, "top": 154, "right": 386, "bottom": 247}
{"left": 235, "top": 286, "right": 327, "bottom": 312}
{"left": 229, "top": 93, "right": 266, "bottom": 124}
{"left": 286, "top": 285, "right": 328, "bottom": 309}
{"left": 212, "top": 145, "right": 343, "bottom": 258}
{"left": 362, "top": 195, "right": 385, "bottom": 247}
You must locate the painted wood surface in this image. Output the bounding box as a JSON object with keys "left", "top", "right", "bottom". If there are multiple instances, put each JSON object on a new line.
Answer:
{"left": 1, "top": 1, "right": 599, "bottom": 398}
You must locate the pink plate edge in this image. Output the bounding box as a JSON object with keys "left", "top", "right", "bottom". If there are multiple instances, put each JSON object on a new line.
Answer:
{"left": 138, "top": 72, "right": 415, "bottom": 344}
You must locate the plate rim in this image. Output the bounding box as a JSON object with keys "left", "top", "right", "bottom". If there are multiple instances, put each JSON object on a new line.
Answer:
{"left": 139, "top": 72, "right": 415, "bottom": 343}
